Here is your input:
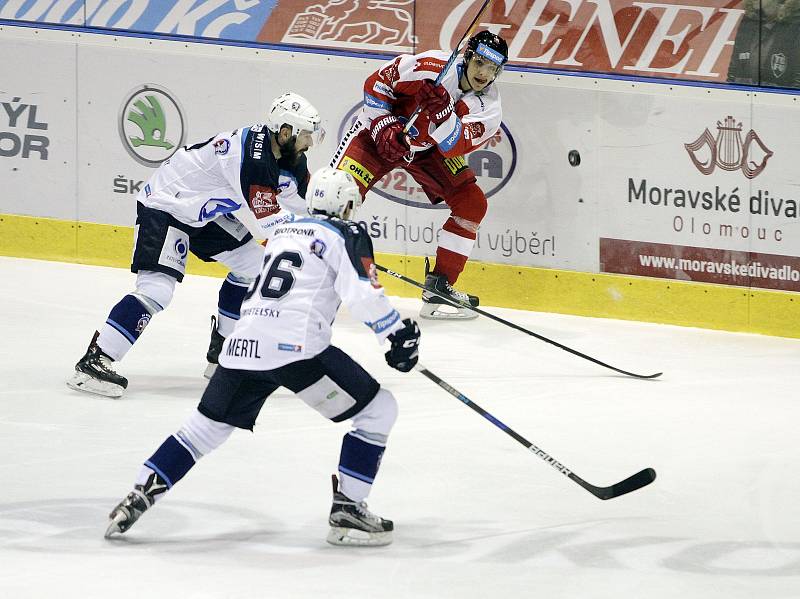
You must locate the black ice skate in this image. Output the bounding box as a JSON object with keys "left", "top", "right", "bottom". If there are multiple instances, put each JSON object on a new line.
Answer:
{"left": 204, "top": 315, "right": 225, "bottom": 379}
{"left": 104, "top": 471, "right": 168, "bottom": 538}
{"left": 66, "top": 331, "right": 128, "bottom": 398}
{"left": 327, "top": 474, "right": 393, "bottom": 547}
{"left": 419, "top": 258, "right": 479, "bottom": 320}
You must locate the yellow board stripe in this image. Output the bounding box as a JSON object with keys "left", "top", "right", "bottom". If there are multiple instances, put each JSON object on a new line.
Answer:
{"left": 2, "top": 213, "right": 800, "bottom": 338}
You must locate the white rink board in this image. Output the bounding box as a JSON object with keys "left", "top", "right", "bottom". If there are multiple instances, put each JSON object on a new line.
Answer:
{"left": 0, "top": 36, "right": 77, "bottom": 220}
{"left": 2, "top": 25, "right": 800, "bottom": 275}
{"left": 596, "top": 86, "right": 799, "bottom": 256}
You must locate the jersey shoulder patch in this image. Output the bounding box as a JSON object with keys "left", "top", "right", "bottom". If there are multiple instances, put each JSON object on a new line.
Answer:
{"left": 323, "top": 218, "right": 380, "bottom": 286}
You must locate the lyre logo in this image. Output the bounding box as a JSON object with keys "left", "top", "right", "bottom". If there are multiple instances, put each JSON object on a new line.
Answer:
{"left": 684, "top": 116, "right": 773, "bottom": 179}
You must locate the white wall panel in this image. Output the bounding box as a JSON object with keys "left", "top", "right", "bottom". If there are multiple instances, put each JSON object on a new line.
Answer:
{"left": 3, "top": 24, "right": 800, "bottom": 285}
{"left": 0, "top": 38, "right": 77, "bottom": 220}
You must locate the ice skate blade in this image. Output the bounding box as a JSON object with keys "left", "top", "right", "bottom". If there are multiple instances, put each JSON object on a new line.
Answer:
{"left": 327, "top": 526, "right": 392, "bottom": 547}
{"left": 104, "top": 512, "right": 127, "bottom": 539}
{"left": 66, "top": 372, "right": 124, "bottom": 398}
{"left": 203, "top": 363, "right": 217, "bottom": 380}
{"left": 419, "top": 302, "right": 478, "bottom": 320}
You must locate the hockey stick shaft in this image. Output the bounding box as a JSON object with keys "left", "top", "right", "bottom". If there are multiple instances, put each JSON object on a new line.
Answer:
{"left": 403, "top": 0, "right": 492, "bottom": 134}
{"left": 376, "top": 264, "right": 662, "bottom": 380}
{"left": 416, "top": 365, "right": 656, "bottom": 500}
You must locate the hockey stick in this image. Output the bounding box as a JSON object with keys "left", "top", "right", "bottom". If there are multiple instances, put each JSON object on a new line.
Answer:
{"left": 403, "top": 0, "right": 493, "bottom": 134}
{"left": 417, "top": 364, "right": 656, "bottom": 500}
{"left": 376, "top": 264, "right": 662, "bottom": 380}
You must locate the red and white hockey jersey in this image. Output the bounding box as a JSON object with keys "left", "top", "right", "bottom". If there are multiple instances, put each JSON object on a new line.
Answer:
{"left": 359, "top": 50, "right": 502, "bottom": 157}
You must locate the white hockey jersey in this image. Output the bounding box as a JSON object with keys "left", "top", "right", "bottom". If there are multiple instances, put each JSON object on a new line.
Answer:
{"left": 136, "top": 124, "right": 309, "bottom": 239}
{"left": 360, "top": 50, "right": 503, "bottom": 156}
{"left": 218, "top": 216, "right": 405, "bottom": 371}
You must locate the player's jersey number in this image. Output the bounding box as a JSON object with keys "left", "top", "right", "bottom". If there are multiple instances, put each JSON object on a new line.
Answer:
{"left": 245, "top": 251, "right": 304, "bottom": 301}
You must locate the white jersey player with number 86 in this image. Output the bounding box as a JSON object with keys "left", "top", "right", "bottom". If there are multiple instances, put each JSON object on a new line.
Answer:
{"left": 104, "top": 167, "right": 421, "bottom": 547}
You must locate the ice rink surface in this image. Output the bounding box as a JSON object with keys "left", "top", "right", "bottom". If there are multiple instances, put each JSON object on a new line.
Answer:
{"left": 1, "top": 256, "right": 799, "bottom": 598}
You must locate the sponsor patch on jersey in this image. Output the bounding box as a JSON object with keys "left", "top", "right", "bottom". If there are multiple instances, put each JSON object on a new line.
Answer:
{"left": 443, "top": 155, "right": 468, "bottom": 176}
{"left": 367, "top": 309, "right": 400, "bottom": 334}
{"left": 414, "top": 57, "right": 447, "bottom": 74}
{"left": 439, "top": 118, "right": 463, "bottom": 153}
{"left": 338, "top": 156, "right": 374, "bottom": 188}
{"left": 248, "top": 185, "right": 280, "bottom": 219}
{"left": 250, "top": 131, "right": 267, "bottom": 160}
{"left": 379, "top": 59, "right": 400, "bottom": 84}
{"left": 310, "top": 238, "right": 327, "bottom": 258}
{"left": 144, "top": 184, "right": 151, "bottom": 197}
{"left": 373, "top": 81, "right": 396, "bottom": 99}
{"left": 364, "top": 93, "right": 391, "bottom": 110}
{"left": 464, "top": 122, "right": 485, "bottom": 141}
{"left": 278, "top": 343, "right": 302, "bottom": 352}
{"left": 361, "top": 257, "right": 381, "bottom": 288}
{"left": 214, "top": 139, "right": 230, "bottom": 155}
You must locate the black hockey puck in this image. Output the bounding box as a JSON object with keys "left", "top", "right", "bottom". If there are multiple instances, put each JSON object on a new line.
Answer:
{"left": 568, "top": 150, "right": 581, "bottom": 167}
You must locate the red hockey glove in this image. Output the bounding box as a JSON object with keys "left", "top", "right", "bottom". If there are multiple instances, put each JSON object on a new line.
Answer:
{"left": 415, "top": 80, "right": 454, "bottom": 126}
{"left": 370, "top": 115, "right": 409, "bottom": 163}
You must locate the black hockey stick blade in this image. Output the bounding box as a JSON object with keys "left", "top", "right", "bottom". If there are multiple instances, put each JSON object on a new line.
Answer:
{"left": 577, "top": 467, "right": 657, "bottom": 500}
{"left": 417, "top": 365, "right": 656, "bottom": 500}
{"left": 377, "top": 264, "right": 662, "bottom": 380}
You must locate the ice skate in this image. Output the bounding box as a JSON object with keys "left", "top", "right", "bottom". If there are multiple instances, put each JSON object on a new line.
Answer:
{"left": 420, "top": 258, "right": 479, "bottom": 320}
{"left": 327, "top": 475, "right": 393, "bottom": 546}
{"left": 204, "top": 315, "right": 225, "bottom": 379}
{"left": 104, "top": 472, "right": 168, "bottom": 538}
{"left": 66, "top": 332, "right": 128, "bottom": 398}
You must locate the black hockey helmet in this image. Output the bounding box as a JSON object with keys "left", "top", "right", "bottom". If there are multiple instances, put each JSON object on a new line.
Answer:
{"left": 463, "top": 30, "right": 509, "bottom": 68}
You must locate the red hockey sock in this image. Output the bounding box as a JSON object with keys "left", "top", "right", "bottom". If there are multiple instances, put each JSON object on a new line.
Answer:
{"left": 433, "top": 246, "right": 469, "bottom": 285}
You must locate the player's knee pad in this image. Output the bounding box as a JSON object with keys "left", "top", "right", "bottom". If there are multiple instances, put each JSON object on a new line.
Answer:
{"left": 175, "top": 409, "right": 235, "bottom": 459}
{"left": 133, "top": 270, "right": 177, "bottom": 312}
{"left": 447, "top": 182, "right": 488, "bottom": 229}
{"left": 213, "top": 240, "right": 264, "bottom": 279}
{"left": 350, "top": 388, "right": 398, "bottom": 445}
{"left": 296, "top": 375, "right": 364, "bottom": 420}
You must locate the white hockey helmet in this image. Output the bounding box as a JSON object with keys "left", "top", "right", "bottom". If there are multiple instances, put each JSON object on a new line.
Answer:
{"left": 266, "top": 92, "right": 324, "bottom": 145}
{"left": 307, "top": 167, "right": 362, "bottom": 220}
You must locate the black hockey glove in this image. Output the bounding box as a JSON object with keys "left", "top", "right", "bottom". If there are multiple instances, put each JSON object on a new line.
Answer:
{"left": 385, "top": 318, "right": 420, "bottom": 373}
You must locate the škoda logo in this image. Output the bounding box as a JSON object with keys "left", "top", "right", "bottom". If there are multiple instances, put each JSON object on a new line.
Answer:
{"left": 684, "top": 116, "right": 773, "bottom": 179}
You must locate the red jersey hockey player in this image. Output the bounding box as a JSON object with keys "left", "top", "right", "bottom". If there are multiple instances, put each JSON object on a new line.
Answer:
{"left": 330, "top": 30, "right": 508, "bottom": 320}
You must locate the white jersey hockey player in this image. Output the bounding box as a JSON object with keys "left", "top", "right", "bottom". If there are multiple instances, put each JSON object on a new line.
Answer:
{"left": 66, "top": 92, "right": 323, "bottom": 398}
{"left": 104, "top": 167, "right": 421, "bottom": 547}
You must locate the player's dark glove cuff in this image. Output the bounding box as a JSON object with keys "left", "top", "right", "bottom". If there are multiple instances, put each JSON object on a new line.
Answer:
{"left": 385, "top": 318, "right": 421, "bottom": 373}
